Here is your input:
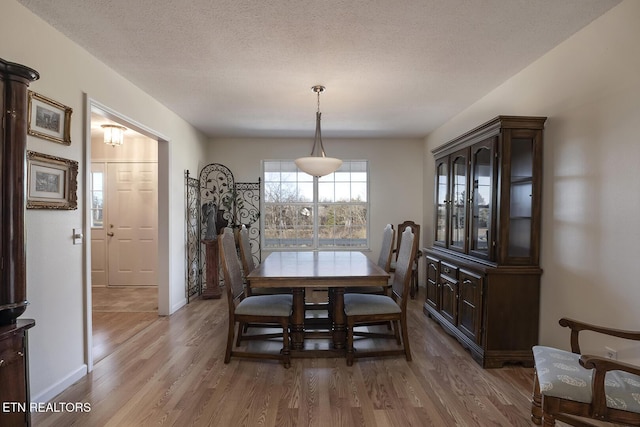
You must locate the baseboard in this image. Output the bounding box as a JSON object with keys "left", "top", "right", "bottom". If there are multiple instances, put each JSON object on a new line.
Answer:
{"left": 170, "top": 298, "right": 187, "bottom": 315}
{"left": 31, "top": 364, "right": 87, "bottom": 404}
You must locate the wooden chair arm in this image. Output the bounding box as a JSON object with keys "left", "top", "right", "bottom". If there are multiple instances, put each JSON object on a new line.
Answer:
{"left": 559, "top": 317, "right": 640, "bottom": 354}
{"left": 579, "top": 355, "right": 640, "bottom": 419}
{"left": 580, "top": 355, "right": 640, "bottom": 376}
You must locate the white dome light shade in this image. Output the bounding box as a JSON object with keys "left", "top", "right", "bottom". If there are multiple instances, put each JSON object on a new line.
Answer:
{"left": 295, "top": 156, "right": 342, "bottom": 177}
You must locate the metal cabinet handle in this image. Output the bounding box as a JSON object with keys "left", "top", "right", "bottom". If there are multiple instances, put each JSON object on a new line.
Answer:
{"left": 0, "top": 359, "right": 4, "bottom": 367}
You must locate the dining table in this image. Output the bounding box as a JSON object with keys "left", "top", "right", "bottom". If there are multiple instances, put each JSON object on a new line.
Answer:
{"left": 246, "top": 250, "right": 390, "bottom": 356}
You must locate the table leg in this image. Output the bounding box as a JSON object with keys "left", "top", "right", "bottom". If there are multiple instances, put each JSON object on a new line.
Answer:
{"left": 332, "top": 287, "right": 346, "bottom": 349}
{"left": 291, "top": 288, "right": 305, "bottom": 350}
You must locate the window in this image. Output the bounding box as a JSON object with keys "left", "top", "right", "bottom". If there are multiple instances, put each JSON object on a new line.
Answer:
{"left": 263, "top": 160, "right": 368, "bottom": 249}
{"left": 91, "top": 164, "right": 104, "bottom": 228}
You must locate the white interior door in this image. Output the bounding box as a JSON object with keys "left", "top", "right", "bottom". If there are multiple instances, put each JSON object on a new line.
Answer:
{"left": 107, "top": 162, "right": 158, "bottom": 286}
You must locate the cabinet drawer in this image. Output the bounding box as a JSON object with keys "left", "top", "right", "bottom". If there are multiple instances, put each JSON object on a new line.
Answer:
{"left": 440, "top": 262, "right": 458, "bottom": 279}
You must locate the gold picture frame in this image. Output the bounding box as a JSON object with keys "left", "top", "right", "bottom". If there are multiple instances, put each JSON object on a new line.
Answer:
{"left": 26, "top": 151, "right": 78, "bottom": 210}
{"left": 27, "top": 91, "right": 72, "bottom": 145}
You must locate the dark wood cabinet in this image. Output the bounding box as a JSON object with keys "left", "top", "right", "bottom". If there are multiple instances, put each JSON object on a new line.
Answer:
{"left": 0, "top": 319, "right": 35, "bottom": 426}
{"left": 0, "top": 58, "right": 39, "bottom": 425}
{"left": 424, "top": 116, "right": 546, "bottom": 368}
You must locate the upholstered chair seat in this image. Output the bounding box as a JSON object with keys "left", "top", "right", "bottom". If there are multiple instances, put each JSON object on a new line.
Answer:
{"left": 234, "top": 294, "right": 293, "bottom": 317}
{"left": 344, "top": 293, "right": 401, "bottom": 316}
{"left": 533, "top": 346, "right": 640, "bottom": 414}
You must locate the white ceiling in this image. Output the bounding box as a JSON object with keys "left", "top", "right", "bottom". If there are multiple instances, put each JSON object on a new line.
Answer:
{"left": 19, "top": 0, "right": 620, "bottom": 139}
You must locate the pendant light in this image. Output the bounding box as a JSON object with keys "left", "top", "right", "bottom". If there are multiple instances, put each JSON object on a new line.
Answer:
{"left": 294, "top": 85, "right": 342, "bottom": 177}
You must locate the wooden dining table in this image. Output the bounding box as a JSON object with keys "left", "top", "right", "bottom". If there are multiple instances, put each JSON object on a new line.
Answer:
{"left": 246, "top": 251, "right": 390, "bottom": 356}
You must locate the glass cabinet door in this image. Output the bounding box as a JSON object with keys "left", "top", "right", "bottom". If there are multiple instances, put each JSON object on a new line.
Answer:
{"left": 507, "top": 136, "right": 534, "bottom": 259}
{"left": 434, "top": 157, "right": 448, "bottom": 247}
{"left": 449, "top": 149, "right": 468, "bottom": 252}
{"left": 469, "top": 139, "right": 495, "bottom": 259}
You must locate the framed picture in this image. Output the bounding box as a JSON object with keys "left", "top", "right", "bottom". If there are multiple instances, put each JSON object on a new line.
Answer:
{"left": 26, "top": 151, "right": 78, "bottom": 210}
{"left": 27, "top": 91, "right": 72, "bottom": 145}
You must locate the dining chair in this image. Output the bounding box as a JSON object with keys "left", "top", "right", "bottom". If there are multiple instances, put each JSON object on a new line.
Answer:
{"left": 219, "top": 227, "right": 293, "bottom": 368}
{"left": 236, "top": 224, "right": 291, "bottom": 344}
{"left": 390, "top": 220, "right": 421, "bottom": 299}
{"left": 531, "top": 318, "right": 640, "bottom": 426}
{"left": 344, "top": 225, "right": 418, "bottom": 366}
{"left": 345, "top": 223, "right": 395, "bottom": 295}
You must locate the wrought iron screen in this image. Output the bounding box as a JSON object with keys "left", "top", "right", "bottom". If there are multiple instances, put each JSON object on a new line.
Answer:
{"left": 185, "top": 163, "right": 261, "bottom": 300}
{"left": 185, "top": 170, "right": 201, "bottom": 302}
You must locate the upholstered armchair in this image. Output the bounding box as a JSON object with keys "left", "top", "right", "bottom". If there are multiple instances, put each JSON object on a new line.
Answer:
{"left": 531, "top": 318, "right": 640, "bottom": 426}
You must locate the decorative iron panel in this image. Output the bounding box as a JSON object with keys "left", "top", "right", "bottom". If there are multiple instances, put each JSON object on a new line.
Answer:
{"left": 185, "top": 170, "right": 201, "bottom": 302}
{"left": 236, "top": 180, "right": 261, "bottom": 266}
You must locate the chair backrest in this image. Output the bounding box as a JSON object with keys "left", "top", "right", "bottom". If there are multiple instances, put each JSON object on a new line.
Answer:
{"left": 377, "top": 224, "right": 395, "bottom": 272}
{"left": 238, "top": 224, "right": 255, "bottom": 274}
{"left": 391, "top": 226, "right": 418, "bottom": 305}
{"left": 395, "top": 220, "right": 420, "bottom": 261}
{"left": 218, "top": 227, "right": 245, "bottom": 308}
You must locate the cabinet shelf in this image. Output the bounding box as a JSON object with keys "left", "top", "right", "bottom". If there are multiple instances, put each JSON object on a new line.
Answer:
{"left": 511, "top": 176, "right": 533, "bottom": 184}
{"left": 425, "top": 115, "right": 546, "bottom": 368}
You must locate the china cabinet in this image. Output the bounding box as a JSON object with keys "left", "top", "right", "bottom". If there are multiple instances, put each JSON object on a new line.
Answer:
{"left": 1, "top": 58, "right": 39, "bottom": 426}
{"left": 424, "top": 115, "right": 546, "bottom": 368}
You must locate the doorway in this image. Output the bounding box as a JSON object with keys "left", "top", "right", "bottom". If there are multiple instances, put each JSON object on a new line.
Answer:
{"left": 87, "top": 104, "right": 163, "bottom": 366}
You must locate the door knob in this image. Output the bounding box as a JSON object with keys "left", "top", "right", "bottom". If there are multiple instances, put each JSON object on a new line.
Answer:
{"left": 107, "top": 232, "right": 114, "bottom": 237}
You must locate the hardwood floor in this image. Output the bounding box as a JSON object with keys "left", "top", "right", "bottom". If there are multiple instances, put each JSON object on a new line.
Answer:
{"left": 36, "top": 290, "right": 541, "bottom": 426}
{"left": 92, "top": 286, "right": 158, "bottom": 363}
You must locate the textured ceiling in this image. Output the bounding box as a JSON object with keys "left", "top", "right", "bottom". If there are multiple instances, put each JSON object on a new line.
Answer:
{"left": 19, "top": 0, "right": 620, "bottom": 138}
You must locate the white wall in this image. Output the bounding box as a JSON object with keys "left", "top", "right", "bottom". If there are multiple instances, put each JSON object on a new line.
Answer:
{"left": 424, "top": 0, "right": 640, "bottom": 361}
{"left": 207, "top": 137, "right": 424, "bottom": 259}
{"left": 1, "top": 0, "right": 209, "bottom": 401}
{"left": 91, "top": 133, "right": 158, "bottom": 163}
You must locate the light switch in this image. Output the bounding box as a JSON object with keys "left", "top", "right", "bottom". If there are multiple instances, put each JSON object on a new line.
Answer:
{"left": 73, "top": 228, "right": 83, "bottom": 245}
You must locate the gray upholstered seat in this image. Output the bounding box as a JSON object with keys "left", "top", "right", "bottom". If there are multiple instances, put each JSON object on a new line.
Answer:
{"left": 533, "top": 345, "right": 640, "bottom": 413}
{"left": 344, "top": 293, "right": 401, "bottom": 316}
{"left": 235, "top": 294, "right": 293, "bottom": 317}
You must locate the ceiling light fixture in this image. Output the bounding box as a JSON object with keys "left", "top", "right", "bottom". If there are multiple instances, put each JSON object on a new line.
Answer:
{"left": 102, "top": 124, "right": 126, "bottom": 147}
{"left": 294, "top": 85, "right": 342, "bottom": 177}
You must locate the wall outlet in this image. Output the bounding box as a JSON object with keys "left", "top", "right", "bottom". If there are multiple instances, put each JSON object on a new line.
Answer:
{"left": 605, "top": 346, "right": 617, "bottom": 360}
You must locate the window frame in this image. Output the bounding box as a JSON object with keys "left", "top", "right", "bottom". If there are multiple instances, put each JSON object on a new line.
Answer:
{"left": 261, "top": 159, "right": 370, "bottom": 251}
{"left": 90, "top": 163, "right": 105, "bottom": 229}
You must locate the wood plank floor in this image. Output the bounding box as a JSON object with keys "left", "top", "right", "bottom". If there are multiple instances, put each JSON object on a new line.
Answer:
{"left": 36, "top": 290, "right": 542, "bottom": 426}
{"left": 92, "top": 286, "right": 158, "bottom": 363}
